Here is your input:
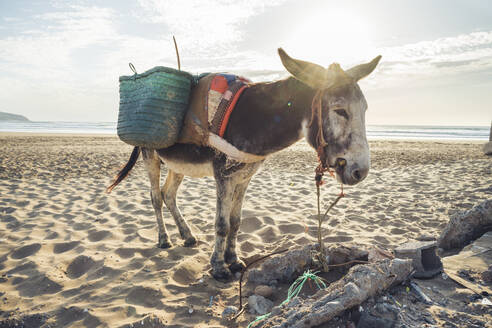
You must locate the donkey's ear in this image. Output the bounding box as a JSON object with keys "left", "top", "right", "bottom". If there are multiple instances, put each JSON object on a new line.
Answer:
{"left": 278, "top": 48, "right": 335, "bottom": 89}
{"left": 346, "top": 55, "right": 382, "bottom": 81}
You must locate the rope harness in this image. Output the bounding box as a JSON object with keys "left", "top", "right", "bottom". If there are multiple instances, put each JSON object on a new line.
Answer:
{"left": 309, "top": 89, "right": 345, "bottom": 191}
{"left": 309, "top": 90, "right": 330, "bottom": 188}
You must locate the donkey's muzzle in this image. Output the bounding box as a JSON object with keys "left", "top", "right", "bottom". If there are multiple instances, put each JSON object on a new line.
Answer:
{"left": 335, "top": 158, "right": 368, "bottom": 185}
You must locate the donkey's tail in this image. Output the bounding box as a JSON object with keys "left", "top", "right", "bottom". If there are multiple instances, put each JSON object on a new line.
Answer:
{"left": 106, "top": 146, "right": 140, "bottom": 193}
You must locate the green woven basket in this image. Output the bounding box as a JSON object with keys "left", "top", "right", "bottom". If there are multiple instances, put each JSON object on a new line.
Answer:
{"left": 117, "top": 66, "right": 194, "bottom": 149}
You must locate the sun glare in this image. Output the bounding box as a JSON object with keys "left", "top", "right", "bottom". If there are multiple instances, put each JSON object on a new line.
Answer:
{"left": 284, "top": 9, "right": 374, "bottom": 67}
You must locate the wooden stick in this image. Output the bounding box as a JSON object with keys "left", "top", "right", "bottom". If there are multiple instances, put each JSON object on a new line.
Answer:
{"left": 445, "top": 270, "right": 492, "bottom": 295}
{"left": 232, "top": 248, "right": 290, "bottom": 320}
{"left": 173, "top": 35, "right": 181, "bottom": 70}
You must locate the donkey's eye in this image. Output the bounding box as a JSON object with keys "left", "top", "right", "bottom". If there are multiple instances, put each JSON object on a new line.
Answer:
{"left": 334, "top": 109, "right": 349, "bottom": 120}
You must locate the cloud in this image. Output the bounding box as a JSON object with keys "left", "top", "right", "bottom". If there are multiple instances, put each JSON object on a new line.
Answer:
{"left": 136, "top": 0, "right": 286, "bottom": 54}
{"left": 0, "top": 5, "right": 117, "bottom": 83}
{"left": 3, "top": 17, "right": 21, "bottom": 23}
{"left": 379, "top": 31, "right": 492, "bottom": 78}
{"left": 433, "top": 59, "right": 477, "bottom": 68}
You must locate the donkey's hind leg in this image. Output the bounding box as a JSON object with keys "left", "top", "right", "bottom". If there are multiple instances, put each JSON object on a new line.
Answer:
{"left": 142, "top": 148, "right": 172, "bottom": 248}
{"left": 162, "top": 170, "right": 197, "bottom": 247}
{"left": 224, "top": 179, "right": 251, "bottom": 273}
{"left": 211, "top": 177, "right": 235, "bottom": 281}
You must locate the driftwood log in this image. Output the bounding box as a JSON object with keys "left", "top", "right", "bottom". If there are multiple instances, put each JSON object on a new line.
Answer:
{"left": 248, "top": 244, "right": 369, "bottom": 285}
{"left": 438, "top": 199, "right": 492, "bottom": 250}
{"left": 252, "top": 258, "right": 412, "bottom": 328}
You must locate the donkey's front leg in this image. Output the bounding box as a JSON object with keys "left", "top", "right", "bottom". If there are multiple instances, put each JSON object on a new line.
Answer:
{"left": 224, "top": 179, "right": 250, "bottom": 273}
{"left": 211, "top": 178, "right": 235, "bottom": 281}
{"left": 142, "top": 148, "right": 172, "bottom": 249}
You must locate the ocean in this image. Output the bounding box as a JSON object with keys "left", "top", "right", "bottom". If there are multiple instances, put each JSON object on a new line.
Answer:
{"left": 0, "top": 121, "right": 489, "bottom": 141}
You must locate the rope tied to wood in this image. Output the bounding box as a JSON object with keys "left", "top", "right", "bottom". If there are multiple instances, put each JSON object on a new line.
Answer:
{"left": 247, "top": 270, "right": 327, "bottom": 328}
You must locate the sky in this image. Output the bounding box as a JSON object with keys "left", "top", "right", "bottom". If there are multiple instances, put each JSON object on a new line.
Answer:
{"left": 0, "top": 0, "right": 491, "bottom": 126}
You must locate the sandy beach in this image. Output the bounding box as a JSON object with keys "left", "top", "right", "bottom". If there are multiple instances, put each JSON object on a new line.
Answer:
{"left": 0, "top": 134, "right": 491, "bottom": 327}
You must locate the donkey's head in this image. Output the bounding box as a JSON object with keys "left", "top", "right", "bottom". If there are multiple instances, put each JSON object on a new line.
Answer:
{"left": 278, "top": 48, "right": 381, "bottom": 185}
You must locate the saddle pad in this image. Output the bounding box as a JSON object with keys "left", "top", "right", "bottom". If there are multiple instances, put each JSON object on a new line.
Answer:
{"left": 178, "top": 73, "right": 265, "bottom": 163}
{"left": 208, "top": 74, "right": 250, "bottom": 137}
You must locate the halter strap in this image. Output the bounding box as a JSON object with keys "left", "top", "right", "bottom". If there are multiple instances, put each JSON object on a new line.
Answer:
{"left": 309, "top": 90, "right": 331, "bottom": 186}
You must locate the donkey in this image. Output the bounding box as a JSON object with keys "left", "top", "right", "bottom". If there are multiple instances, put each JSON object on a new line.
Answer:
{"left": 108, "top": 48, "right": 381, "bottom": 280}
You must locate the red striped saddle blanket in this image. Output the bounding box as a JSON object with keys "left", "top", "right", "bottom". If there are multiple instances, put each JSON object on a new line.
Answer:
{"left": 178, "top": 73, "right": 264, "bottom": 163}
{"left": 207, "top": 74, "right": 250, "bottom": 137}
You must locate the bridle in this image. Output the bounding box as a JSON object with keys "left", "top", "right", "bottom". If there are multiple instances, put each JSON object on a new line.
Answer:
{"left": 309, "top": 89, "right": 347, "bottom": 188}
{"left": 309, "top": 89, "right": 331, "bottom": 187}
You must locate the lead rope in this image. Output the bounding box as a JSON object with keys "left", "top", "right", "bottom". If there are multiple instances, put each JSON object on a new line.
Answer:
{"left": 310, "top": 90, "right": 345, "bottom": 271}
{"left": 315, "top": 183, "right": 344, "bottom": 271}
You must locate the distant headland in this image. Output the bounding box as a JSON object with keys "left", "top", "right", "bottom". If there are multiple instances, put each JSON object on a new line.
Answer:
{"left": 0, "top": 111, "right": 30, "bottom": 122}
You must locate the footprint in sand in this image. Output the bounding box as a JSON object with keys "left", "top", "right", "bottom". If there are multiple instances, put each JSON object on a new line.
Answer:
{"left": 66, "top": 255, "right": 97, "bottom": 279}
{"left": 53, "top": 241, "right": 80, "bottom": 254}
{"left": 88, "top": 230, "right": 112, "bottom": 242}
{"left": 87, "top": 266, "right": 123, "bottom": 281}
{"left": 0, "top": 206, "right": 16, "bottom": 214}
{"left": 123, "top": 235, "right": 138, "bottom": 243}
{"left": 374, "top": 235, "right": 391, "bottom": 244}
{"left": 172, "top": 259, "right": 202, "bottom": 285}
{"left": 240, "top": 216, "right": 262, "bottom": 233}
{"left": 278, "top": 223, "right": 305, "bottom": 234}
{"left": 16, "top": 275, "right": 62, "bottom": 297}
{"left": 240, "top": 240, "right": 255, "bottom": 253}
{"left": 115, "top": 248, "right": 136, "bottom": 259}
{"left": 257, "top": 226, "right": 280, "bottom": 243}
{"left": 121, "top": 223, "right": 137, "bottom": 235}
{"left": 15, "top": 200, "right": 30, "bottom": 207}
{"left": 54, "top": 306, "right": 101, "bottom": 327}
{"left": 6, "top": 261, "right": 36, "bottom": 275}
{"left": 125, "top": 286, "right": 163, "bottom": 308}
{"left": 125, "top": 260, "right": 145, "bottom": 270}
{"left": 10, "top": 243, "right": 41, "bottom": 259}
{"left": 73, "top": 222, "right": 93, "bottom": 231}
{"left": 45, "top": 231, "right": 59, "bottom": 240}
{"left": 390, "top": 228, "right": 407, "bottom": 235}
{"left": 2, "top": 215, "right": 20, "bottom": 229}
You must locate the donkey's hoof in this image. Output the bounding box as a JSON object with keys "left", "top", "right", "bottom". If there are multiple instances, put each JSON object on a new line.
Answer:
{"left": 228, "top": 260, "right": 246, "bottom": 274}
{"left": 224, "top": 250, "right": 238, "bottom": 264}
{"left": 158, "top": 240, "right": 173, "bottom": 249}
{"left": 183, "top": 236, "right": 197, "bottom": 247}
{"left": 212, "top": 266, "right": 233, "bottom": 282}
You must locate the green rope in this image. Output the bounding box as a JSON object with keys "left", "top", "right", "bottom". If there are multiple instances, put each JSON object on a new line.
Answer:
{"left": 247, "top": 270, "right": 326, "bottom": 328}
